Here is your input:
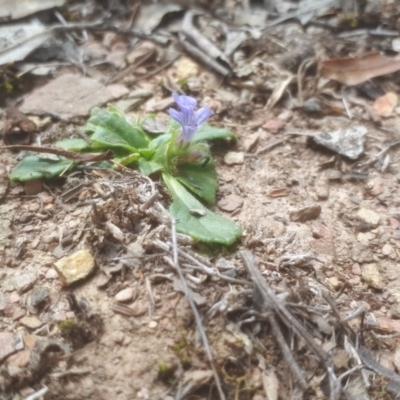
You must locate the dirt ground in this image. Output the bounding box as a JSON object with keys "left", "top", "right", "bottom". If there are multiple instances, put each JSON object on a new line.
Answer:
{"left": 1, "top": 1, "right": 400, "bottom": 400}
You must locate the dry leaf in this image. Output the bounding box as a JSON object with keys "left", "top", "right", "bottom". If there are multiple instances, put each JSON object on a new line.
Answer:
{"left": 320, "top": 53, "right": 400, "bottom": 86}
{"left": 373, "top": 92, "right": 398, "bottom": 117}
{"left": 266, "top": 76, "right": 295, "bottom": 109}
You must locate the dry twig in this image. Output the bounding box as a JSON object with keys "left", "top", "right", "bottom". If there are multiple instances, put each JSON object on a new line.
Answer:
{"left": 241, "top": 250, "right": 342, "bottom": 400}
{"left": 170, "top": 219, "right": 226, "bottom": 400}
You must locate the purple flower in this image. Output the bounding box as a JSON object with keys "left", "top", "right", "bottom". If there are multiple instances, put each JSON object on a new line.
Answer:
{"left": 168, "top": 93, "right": 213, "bottom": 143}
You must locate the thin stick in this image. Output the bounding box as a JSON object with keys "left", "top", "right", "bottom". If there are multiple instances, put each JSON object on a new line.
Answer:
{"left": 269, "top": 312, "right": 308, "bottom": 388}
{"left": 170, "top": 219, "right": 226, "bottom": 400}
{"left": 241, "top": 251, "right": 342, "bottom": 400}
{"left": 256, "top": 138, "right": 288, "bottom": 156}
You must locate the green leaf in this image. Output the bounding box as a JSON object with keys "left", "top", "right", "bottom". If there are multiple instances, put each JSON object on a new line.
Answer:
{"left": 138, "top": 148, "right": 156, "bottom": 160}
{"left": 163, "top": 173, "right": 242, "bottom": 245}
{"left": 138, "top": 158, "right": 163, "bottom": 175}
{"left": 149, "top": 133, "right": 171, "bottom": 150}
{"left": 114, "top": 153, "right": 140, "bottom": 166}
{"left": 56, "top": 138, "right": 91, "bottom": 152}
{"left": 84, "top": 107, "right": 150, "bottom": 153}
{"left": 9, "top": 156, "right": 78, "bottom": 182}
{"left": 177, "top": 157, "right": 216, "bottom": 204}
{"left": 192, "top": 125, "right": 236, "bottom": 143}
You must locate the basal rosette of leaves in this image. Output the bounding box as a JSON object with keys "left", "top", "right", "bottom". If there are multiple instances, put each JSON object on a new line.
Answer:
{"left": 9, "top": 94, "right": 242, "bottom": 245}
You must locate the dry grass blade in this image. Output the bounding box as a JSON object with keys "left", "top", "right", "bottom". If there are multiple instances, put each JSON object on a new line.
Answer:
{"left": 241, "top": 250, "right": 342, "bottom": 400}
{"left": 170, "top": 219, "right": 226, "bottom": 400}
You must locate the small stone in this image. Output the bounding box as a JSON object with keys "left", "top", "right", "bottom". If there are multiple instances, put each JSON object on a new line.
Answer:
{"left": 45, "top": 268, "right": 58, "bottom": 280}
{"left": 327, "top": 276, "right": 341, "bottom": 290}
{"left": 357, "top": 208, "right": 380, "bottom": 228}
{"left": 348, "top": 276, "right": 360, "bottom": 285}
{"left": 390, "top": 304, "right": 400, "bottom": 319}
{"left": 389, "top": 217, "right": 400, "bottom": 230}
{"left": 148, "top": 321, "right": 158, "bottom": 329}
{"left": 352, "top": 245, "right": 374, "bottom": 263}
{"left": 242, "top": 132, "right": 259, "bottom": 152}
{"left": 352, "top": 263, "right": 361, "bottom": 275}
{"left": 215, "top": 258, "right": 236, "bottom": 270}
{"left": 20, "top": 316, "right": 43, "bottom": 330}
{"left": 224, "top": 151, "right": 244, "bottom": 165}
{"left": 369, "top": 182, "right": 383, "bottom": 197}
{"left": 13, "top": 272, "right": 37, "bottom": 293}
{"left": 18, "top": 387, "right": 35, "bottom": 398}
{"left": 269, "top": 219, "right": 286, "bottom": 237}
{"left": 316, "top": 186, "right": 329, "bottom": 200}
{"left": 217, "top": 194, "right": 244, "bottom": 213}
{"left": 30, "top": 288, "right": 49, "bottom": 308}
{"left": 325, "top": 169, "right": 342, "bottom": 181}
{"left": 311, "top": 222, "right": 331, "bottom": 239}
{"left": 96, "top": 274, "right": 111, "bottom": 289}
{"left": 115, "top": 287, "right": 135, "bottom": 303}
{"left": 54, "top": 249, "right": 95, "bottom": 286}
{"left": 52, "top": 312, "right": 67, "bottom": 322}
{"left": 0, "top": 332, "right": 17, "bottom": 362}
{"left": 362, "top": 263, "right": 383, "bottom": 290}
{"left": 5, "top": 335, "right": 37, "bottom": 368}
{"left": 12, "top": 306, "right": 26, "bottom": 320}
{"left": 382, "top": 244, "right": 394, "bottom": 256}
{"left": 290, "top": 204, "right": 321, "bottom": 222}
{"left": 9, "top": 292, "right": 21, "bottom": 303}
{"left": 262, "top": 119, "right": 286, "bottom": 134}
{"left": 42, "top": 233, "right": 58, "bottom": 244}
{"left": 110, "top": 330, "right": 125, "bottom": 345}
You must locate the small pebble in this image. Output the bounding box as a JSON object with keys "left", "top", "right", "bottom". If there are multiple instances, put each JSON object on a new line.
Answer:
{"left": 327, "top": 276, "right": 341, "bottom": 290}
{"left": 290, "top": 204, "right": 321, "bottom": 222}
{"left": 217, "top": 194, "right": 244, "bottom": 213}
{"left": 352, "top": 263, "right": 361, "bottom": 275}
{"left": 96, "top": 274, "right": 112, "bottom": 289}
{"left": 45, "top": 269, "right": 58, "bottom": 280}
{"left": 30, "top": 288, "right": 49, "bottom": 308}
{"left": 110, "top": 330, "right": 125, "bottom": 345}
{"left": 361, "top": 263, "right": 383, "bottom": 289}
{"left": 224, "top": 151, "right": 244, "bottom": 165}
{"left": 115, "top": 287, "right": 135, "bottom": 303}
{"left": 9, "top": 292, "right": 21, "bottom": 303}
{"left": 262, "top": 119, "right": 286, "bottom": 134}
{"left": 390, "top": 304, "right": 400, "bottom": 319}
{"left": 382, "top": 244, "right": 394, "bottom": 256}
{"left": 316, "top": 186, "right": 329, "bottom": 200}
{"left": 54, "top": 250, "right": 95, "bottom": 286}
{"left": 148, "top": 321, "right": 158, "bottom": 329}
{"left": 13, "top": 273, "right": 37, "bottom": 293}
{"left": 0, "top": 332, "right": 17, "bottom": 362}
{"left": 357, "top": 208, "right": 380, "bottom": 228}
{"left": 311, "top": 222, "right": 331, "bottom": 239}
{"left": 20, "top": 316, "right": 43, "bottom": 330}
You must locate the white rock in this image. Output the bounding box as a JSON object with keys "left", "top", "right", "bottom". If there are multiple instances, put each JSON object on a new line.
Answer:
{"left": 224, "top": 151, "right": 244, "bottom": 166}
{"left": 115, "top": 287, "right": 135, "bottom": 303}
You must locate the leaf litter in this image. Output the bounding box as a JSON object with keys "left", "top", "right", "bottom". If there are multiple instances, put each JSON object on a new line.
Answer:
{"left": 2, "top": 0, "right": 400, "bottom": 399}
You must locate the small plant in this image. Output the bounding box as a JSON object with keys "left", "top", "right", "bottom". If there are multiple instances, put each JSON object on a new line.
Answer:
{"left": 9, "top": 94, "right": 242, "bottom": 245}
